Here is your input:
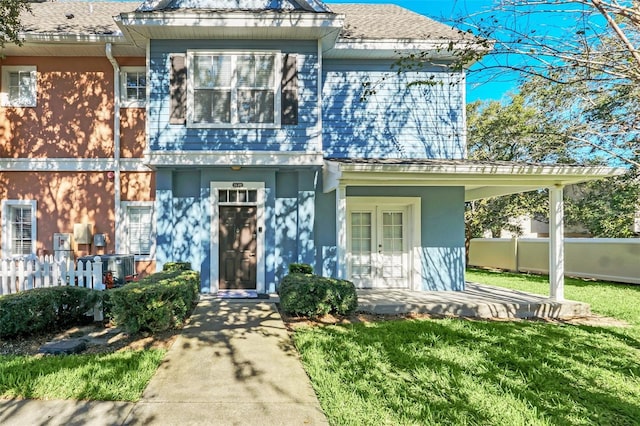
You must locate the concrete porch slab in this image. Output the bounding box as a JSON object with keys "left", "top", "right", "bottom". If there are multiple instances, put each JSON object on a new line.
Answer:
{"left": 357, "top": 283, "right": 590, "bottom": 319}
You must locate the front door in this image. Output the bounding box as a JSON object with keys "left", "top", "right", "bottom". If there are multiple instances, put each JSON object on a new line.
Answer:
{"left": 219, "top": 206, "right": 257, "bottom": 290}
{"left": 348, "top": 205, "right": 410, "bottom": 289}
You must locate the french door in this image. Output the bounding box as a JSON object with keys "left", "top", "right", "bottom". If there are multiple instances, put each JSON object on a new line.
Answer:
{"left": 348, "top": 204, "right": 410, "bottom": 289}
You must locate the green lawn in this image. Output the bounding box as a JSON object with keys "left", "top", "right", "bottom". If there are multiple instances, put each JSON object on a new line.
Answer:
{"left": 294, "top": 270, "right": 640, "bottom": 425}
{"left": 0, "top": 350, "right": 165, "bottom": 401}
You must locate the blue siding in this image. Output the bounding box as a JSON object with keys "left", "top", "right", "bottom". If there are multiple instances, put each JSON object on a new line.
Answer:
{"left": 149, "top": 40, "right": 319, "bottom": 153}
{"left": 322, "top": 60, "right": 465, "bottom": 159}
{"left": 154, "top": 166, "right": 319, "bottom": 292}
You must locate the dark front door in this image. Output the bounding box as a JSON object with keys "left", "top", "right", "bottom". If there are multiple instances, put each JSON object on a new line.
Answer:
{"left": 219, "top": 206, "right": 257, "bottom": 290}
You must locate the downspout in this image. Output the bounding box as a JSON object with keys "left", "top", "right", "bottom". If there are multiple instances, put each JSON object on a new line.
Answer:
{"left": 106, "top": 43, "right": 122, "bottom": 254}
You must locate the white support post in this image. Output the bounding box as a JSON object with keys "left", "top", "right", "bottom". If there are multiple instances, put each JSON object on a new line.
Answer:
{"left": 549, "top": 184, "right": 565, "bottom": 301}
{"left": 92, "top": 256, "right": 104, "bottom": 322}
{"left": 336, "top": 185, "right": 347, "bottom": 279}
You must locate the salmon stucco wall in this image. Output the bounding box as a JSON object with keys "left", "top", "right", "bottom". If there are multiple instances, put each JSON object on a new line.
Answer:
{"left": 0, "top": 56, "right": 115, "bottom": 159}
{"left": 121, "top": 172, "right": 156, "bottom": 202}
{"left": 0, "top": 171, "right": 115, "bottom": 258}
{"left": 121, "top": 108, "right": 146, "bottom": 158}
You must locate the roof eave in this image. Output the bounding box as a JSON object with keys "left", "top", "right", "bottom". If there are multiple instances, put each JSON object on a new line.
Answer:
{"left": 325, "top": 38, "right": 491, "bottom": 61}
{"left": 323, "top": 160, "right": 626, "bottom": 201}
{"left": 114, "top": 10, "right": 344, "bottom": 48}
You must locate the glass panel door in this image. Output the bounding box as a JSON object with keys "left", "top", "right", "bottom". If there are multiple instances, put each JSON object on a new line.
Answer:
{"left": 349, "top": 211, "right": 373, "bottom": 288}
{"left": 348, "top": 205, "right": 409, "bottom": 289}
{"left": 377, "top": 209, "right": 408, "bottom": 288}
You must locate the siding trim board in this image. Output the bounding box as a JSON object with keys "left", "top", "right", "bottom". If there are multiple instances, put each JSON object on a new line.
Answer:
{"left": 146, "top": 151, "right": 324, "bottom": 167}
{"left": 0, "top": 158, "right": 150, "bottom": 172}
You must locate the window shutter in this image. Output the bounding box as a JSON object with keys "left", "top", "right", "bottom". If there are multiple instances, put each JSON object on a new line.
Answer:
{"left": 170, "top": 54, "right": 187, "bottom": 125}
{"left": 281, "top": 53, "right": 298, "bottom": 125}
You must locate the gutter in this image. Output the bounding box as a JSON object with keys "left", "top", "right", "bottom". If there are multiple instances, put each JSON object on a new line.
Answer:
{"left": 106, "top": 43, "right": 122, "bottom": 254}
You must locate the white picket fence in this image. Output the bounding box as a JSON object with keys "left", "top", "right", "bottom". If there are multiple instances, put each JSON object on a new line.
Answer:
{"left": 0, "top": 255, "right": 105, "bottom": 296}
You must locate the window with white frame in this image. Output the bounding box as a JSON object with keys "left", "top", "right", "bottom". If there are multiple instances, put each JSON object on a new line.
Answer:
{"left": 188, "top": 51, "right": 280, "bottom": 128}
{"left": 123, "top": 203, "right": 155, "bottom": 258}
{"left": 1, "top": 66, "right": 37, "bottom": 107}
{"left": 1, "top": 200, "right": 37, "bottom": 257}
{"left": 121, "top": 67, "right": 146, "bottom": 107}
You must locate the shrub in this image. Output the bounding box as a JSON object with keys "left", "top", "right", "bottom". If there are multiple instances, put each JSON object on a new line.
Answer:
{"left": 288, "top": 263, "right": 313, "bottom": 274}
{"left": 163, "top": 262, "right": 192, "bottom": 272}
{"left": 279, "top": 273, "right": 358, "bottom": 317}
{"left": 108, "top": 268, "right": 200, "bottom": 333}
{"left": 0, "top": 287, "right": 100, "bottom": 338}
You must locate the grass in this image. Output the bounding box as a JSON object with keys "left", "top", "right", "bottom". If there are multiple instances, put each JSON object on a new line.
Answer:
{"left": 294, "top": 270, "right": 640, "bottom": 425}
{"left": 0, "top": 350, "right": 166, "bottom": 401}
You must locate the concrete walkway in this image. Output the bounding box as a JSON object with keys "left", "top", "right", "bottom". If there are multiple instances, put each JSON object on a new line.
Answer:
{"left": 0, "top": 299, "right": 327, "bottom": 426}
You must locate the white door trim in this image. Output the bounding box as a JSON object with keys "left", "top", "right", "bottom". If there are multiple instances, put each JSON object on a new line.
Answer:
{"left": 210, "top": 181, "right": 266, "bottom": 293}
{"left": 345, "top": 197, "right": 421, "bottom": 290}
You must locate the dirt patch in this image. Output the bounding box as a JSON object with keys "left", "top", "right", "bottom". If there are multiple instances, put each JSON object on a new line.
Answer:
{"left": 1, "top": 324, "right": 180, "bottom": 357}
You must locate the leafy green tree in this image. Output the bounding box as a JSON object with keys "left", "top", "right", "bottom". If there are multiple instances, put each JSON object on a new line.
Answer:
{"left": 565, "top": 169, "right": 640, "bottom": 237}
{"left": 0, "top": 0, "right": 30, "bottom": 48}
{"left": 466, "top": 93, "right": 639, "bottom": 241}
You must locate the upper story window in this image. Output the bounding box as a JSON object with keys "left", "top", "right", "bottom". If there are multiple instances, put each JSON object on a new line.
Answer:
{"left": 187, "top": 51, "right": 281, "bottom": 128}
{"left": 121, "top": 67, "right": 146, "bottom": 107}
{"left": 1, "top": 66, "right": 37, "bottom": 107}
{"left": 1, "top": 200, "right": 37, "bottom": 257}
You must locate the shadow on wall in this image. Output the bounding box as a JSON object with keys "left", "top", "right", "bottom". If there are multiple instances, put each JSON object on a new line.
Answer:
{"left": 420, "top": 247, "right": 465, "bottom": 291}
{"left": 0, "top": 172, "right": 116, "bottom": 257}
{"left": 0, "top": 57, "right": 117, "bottom": 158}
{"left": 322, "top": 66, "right": 465, "bottom": 159}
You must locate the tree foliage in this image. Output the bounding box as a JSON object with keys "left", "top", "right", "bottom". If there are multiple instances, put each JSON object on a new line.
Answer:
{"left": 466, "top": 94, "right": 639, "bottom": 240}
{"left": 0, "top": 0, "right": 30, "bottom": 49}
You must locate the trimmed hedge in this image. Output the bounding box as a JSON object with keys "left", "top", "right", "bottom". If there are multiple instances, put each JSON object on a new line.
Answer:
{"left": 108, "top": 269, "right": 200, "bottom": 333}
{"left": 163, "top": 262, "right": 192, "bottom": 272}
{"left": 0, "top": 287, "right": 100, "bottom": 338}
{"left": 288, "top": 263, "right": 313, "bottom": 274}
{"left": 279, "top": 273, "right": 358, "bottom": 317}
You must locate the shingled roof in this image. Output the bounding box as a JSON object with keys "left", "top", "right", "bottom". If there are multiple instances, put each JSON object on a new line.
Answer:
{"left": 17, "top": 1, "right": 463, "bottom": 42}
{"left": 19, "top": 2, "right": 135, "bottom": 36}
{"left": 331, "top": 4, "right": 464, "bottom": 40}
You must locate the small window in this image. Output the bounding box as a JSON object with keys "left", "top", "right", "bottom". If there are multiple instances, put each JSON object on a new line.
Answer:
{"left": 1, "top": 66, "right": 37, "bottom": 107}
{"left": 121, "top": 67, "right": 146, "bottom": 107}
{"left": 123, "top": 202, "right": 155, "bottom": 259}
{"left": 188, "top": 51, "right": 281, "bottom": 128}
{"left": 1, "top": 200, "right": 37, "bottom": 257}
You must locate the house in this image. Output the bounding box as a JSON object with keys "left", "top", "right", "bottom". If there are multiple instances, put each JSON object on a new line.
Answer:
{"left": 0, "top": 0, "right": 622, "bottom": 297}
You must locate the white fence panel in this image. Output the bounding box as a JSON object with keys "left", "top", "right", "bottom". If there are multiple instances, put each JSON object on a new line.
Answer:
{"left": 469, "top": 238, "right": 640, "bottom": 284}
{"left": 0, "top": 256, "right": 105, "bottom": 296}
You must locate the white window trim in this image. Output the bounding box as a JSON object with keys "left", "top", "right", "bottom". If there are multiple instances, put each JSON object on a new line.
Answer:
{"left": 1, "top": 199, "right": 37, "bottom": 258}
{"left": 1, "top": 65, "right": 37, "bottom": 107}
{"left": 186, "top": 50, "right": 282, "bottom": 129}
{"left": 122, "top": 201, "right": 156, "bottom": 261}
{"left": 120, "top": 66, "right": 147, "bottom": 108}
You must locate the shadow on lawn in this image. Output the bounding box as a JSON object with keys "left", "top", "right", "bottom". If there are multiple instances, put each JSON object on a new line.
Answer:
{"left": 296, "top": 319, "right": 640, "bottom": 425}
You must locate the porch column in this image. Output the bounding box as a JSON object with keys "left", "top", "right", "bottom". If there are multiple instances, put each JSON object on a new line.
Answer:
{"left": 336, "top": 184, "right": 347, "bottom": 279}
{"left": 549, "top": 184, "right": 565, "bottom": 301}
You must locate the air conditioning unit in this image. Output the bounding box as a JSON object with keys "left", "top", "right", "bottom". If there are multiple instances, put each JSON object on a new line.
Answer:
{"left": 77, "top": 254, "right": 135, "bottom": 287}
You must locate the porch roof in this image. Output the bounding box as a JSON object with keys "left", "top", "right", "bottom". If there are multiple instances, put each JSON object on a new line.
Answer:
{"left": 323, "top": 158, "right": 626, "bottom": 201}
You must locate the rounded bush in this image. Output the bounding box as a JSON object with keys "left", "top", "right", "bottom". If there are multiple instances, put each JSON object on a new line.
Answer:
{"left": 279, "top": 273, "right": 358, "bottom": 317}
